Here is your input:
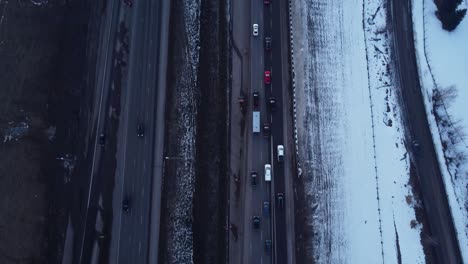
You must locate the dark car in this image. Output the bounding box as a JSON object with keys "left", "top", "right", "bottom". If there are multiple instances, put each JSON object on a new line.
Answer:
{"left": 251, "top": 171, "right": 258, "bottom": 186}
{"left": 268, "top": 96, "right": 276, "bottom": 109}
{"left": 122, "top": 197, "right": 131, "bottom": 213}
{"left": 137, "top": 123, "right": 145, "bottom": 137}
{"left": 263, "top": 123, "right": 271, "bottom": 138}
{"left": 412, "top": 140, "right": 421, "bottom": 153}
{"left": 99, "top": 133, "right": 106, "bottom": 146}
{"left": 263, "top": 201, "right": 270, "bottom": 216}
{"left": 252, "top": 216, "right": 260, "bottom": 229}
{"left": 265, "top": 239, "right": 272, "bottom": 254}
{"left": 276, "top": 193, "right": 284, "bottom": 209}
{"left": 264, "top": 37, "right": 271, "bottom": 50}
{"left": 253, "top": 91, "right": 259, "bottom": 108}
{"left": 124, "top": 0, "right": 133, "bottom": 7}
{"left": 264, "top": 0, "right": 270, "bottom": 5}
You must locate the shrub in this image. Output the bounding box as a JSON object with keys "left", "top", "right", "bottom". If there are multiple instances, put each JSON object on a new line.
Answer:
{"left": 435, "top": 0, "right": 467, "bottom": 31}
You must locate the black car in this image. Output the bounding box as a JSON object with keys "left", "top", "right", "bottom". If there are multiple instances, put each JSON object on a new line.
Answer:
{"left": 263, "top": 201, "right": 270, "bottom": 216}
{"left": 268, "top": 96, "right": 276, "bottom": 109}
{"left": 251, "top": 171, "right": 258, "bottom": 186}
{"left": 137, "top": 123, "right": 145, "bottom": 137}
{"left": 124, "top": 0, "right": 133, "bottom": 7}
{"left": 252, "top": 216, "right": 260, "bottom": 229}
{"left": 263, "top": 123, "right": 271, "bottom": 138}
{"left": 99, "top": 133, "right": 106, "bottom": 146}
{"left": 264, "top": 37, "right": 271, "bottom": 50}
{"left": 276, "top": 193, "right": 284, "bottom": 209}
{"left": 412, "top": 140, "right": 421, "bottom": 153}
{"left": 122, "top": 197, "right": 131, "bottom": 213}
{"left": 253, "top": 91, "right": 259, "bottom": 108}
{"left": 265, "top": 239, "right": 272, "bottom": 254}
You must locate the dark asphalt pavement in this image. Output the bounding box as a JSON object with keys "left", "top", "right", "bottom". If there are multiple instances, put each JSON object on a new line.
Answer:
{"left": 78, "top": 0, "right": 168, "bottom": 262}
{"left": 390, "top": 1, "right": 462, "bottom": 263}
{"left": 268, "top": 0, "right": 288, "bottom": 263}
{"left": 114, "top": 0, "right": 168, "bottom": 262}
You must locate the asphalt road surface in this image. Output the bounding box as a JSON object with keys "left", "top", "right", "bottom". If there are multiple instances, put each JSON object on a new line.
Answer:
{"left": 77, "top": 0, "right": 169, "bottom": 262}
{"left": 268, "top": 0, "right": 288, "bottom": 263}
{"left": 240, "top": 0, "right": 273, "bottom": 262}
{"left": 77, "top": 0, "right": 122, "bottom": 262}
{"left": 390, "top": 1, "right": 462, "bottom": 263}
{"left": 229, "top": 0, "right": 294, "bottom": 262}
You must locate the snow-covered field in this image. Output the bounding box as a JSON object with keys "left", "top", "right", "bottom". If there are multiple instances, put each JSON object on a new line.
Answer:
{"left": 291, "top": 0, "right": 425, "bottom": 262}
{"left": 412, "top": 0, "right": 468, "bottom": 261}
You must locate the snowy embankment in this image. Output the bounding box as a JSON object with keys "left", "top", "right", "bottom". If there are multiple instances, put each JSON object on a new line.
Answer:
{"left": 291, "top": 0, "right": 424, "bottom": 262}
{"left": 165, "top": 1, "right": 200, "bottom": 263}
{"left": 412, "top": 0, "right": 468, "bottom": 261}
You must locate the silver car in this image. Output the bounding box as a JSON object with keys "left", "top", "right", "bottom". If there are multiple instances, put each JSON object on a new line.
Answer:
{"left": 253, "top": 24, "right": 259, "bottom": 36}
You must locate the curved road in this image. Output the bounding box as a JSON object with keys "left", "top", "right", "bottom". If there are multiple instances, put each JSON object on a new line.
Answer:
{"left": 391, "top": 1, "right": 462, "bottom": 263}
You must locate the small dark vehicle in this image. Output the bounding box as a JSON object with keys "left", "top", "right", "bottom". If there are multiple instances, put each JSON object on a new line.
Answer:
{"left": 276, "top": 193, "right": 284, "bottom": 209}
{"left": 263, "top": 201, "right": 270, "bottom": 216}
{"left": 268, "top": 96, "right": 276, "bottom": 109}
{"left": 124, "top": 0, "right": 133, "bottom": 7}
{"left": 265, "top": 239, "right": 272, "bottom": 254}
{"left": 99, "top": 133, "right": 106, "bottom": 146}
{"left": 122, "top": 197, "right": 131, "bottom": 213}
{"left": 251, "top": 171, "right": 258, "bottom": 186}
{"left": 137, "top": 123, "right": 145, "bottom": 137}
{"left": 263, "top": 123, "right": 271, "bottom": 138}
{"left": 412, "top": 140, "right": 421, "bottom": 153}
{"left": 253, "top": 91, "right": 259, "bottom": 108}
{"left": 253, "top": 216, "right": 260, "bottom": 229}
{"left": 264, "top": 37, "right": 271, "bottom": 50}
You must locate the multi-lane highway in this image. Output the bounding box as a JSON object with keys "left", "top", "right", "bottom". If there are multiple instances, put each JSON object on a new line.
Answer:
{"left": 229, "top": 0, "right": 293, "bottom": 263}
{"left": 77, "top": 0, "right": 170, "bottom": 262}
{"left": 391, "top": 0, "right": 462, "bottom": 263}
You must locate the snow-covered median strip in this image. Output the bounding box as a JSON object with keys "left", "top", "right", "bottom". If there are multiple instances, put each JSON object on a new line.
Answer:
{"left": 412, "top": 0, "right": 468, "bottom": 261}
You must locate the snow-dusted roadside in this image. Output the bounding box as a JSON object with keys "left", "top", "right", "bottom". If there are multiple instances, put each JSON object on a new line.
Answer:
{"left": 412, "top": 0, "right": 468, "bottom": 261}
{"left": 291, "top": 0, "right": 424, "bottom": 262}
{"left": 165, "top": 1, "right": 200, "bottom": 263}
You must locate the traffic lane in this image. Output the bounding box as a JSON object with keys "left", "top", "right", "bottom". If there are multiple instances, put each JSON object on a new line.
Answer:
{"left": 249, "top": 0, "right": 270, "bottom": 262}
{"left": 117, "top": 0, "right": 148, "bottom": 258}
{"left": 78, "top": 0, "right": 122, "bottom": 261}
{"left": 391, "top": 0, "right": 462, "bottom": 263}
{"left": 230, "top": 0, "right": 253, "bottom": 260}
{"left": 110, "top": 0, "right": 146, "bottom": 261}
{"left": 270, "top": 0, "right": 287, "bottom": 262}
{"left": 117, "top": 0, "right": 162, "bottom": 261}
{"left": 277, "top": 0, "right": 295, "bottom": 261}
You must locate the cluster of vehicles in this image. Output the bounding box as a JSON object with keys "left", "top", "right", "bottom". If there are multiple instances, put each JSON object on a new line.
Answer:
{"left": 250, "top": 15, "right": 287, "bottom": 255}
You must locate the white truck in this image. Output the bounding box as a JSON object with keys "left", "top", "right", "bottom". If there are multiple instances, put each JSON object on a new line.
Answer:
{"left": 253, "top": 111, "right": 260, "bottom": 133}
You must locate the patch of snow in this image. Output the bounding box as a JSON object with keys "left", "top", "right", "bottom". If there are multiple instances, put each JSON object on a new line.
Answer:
{"left": 411, "top": 0, "right": 468, "bottom": 261}
{"left": 30, "top": 0, "right": 48, "bottom": 6}
{"left": 2, "top": 121, "right": 30, "bottom": 143}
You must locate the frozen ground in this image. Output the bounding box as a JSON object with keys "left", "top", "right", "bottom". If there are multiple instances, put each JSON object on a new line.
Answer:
{"left": 412, "top": 0, "right": 468, "bottom": 261}
{"left": 291, "top": 0, "right": 425, "bottom": 262}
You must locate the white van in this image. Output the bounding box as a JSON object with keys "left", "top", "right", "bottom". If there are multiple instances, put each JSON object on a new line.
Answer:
{"left": 265, "top": 164, "right": 271, "bottom": 181}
